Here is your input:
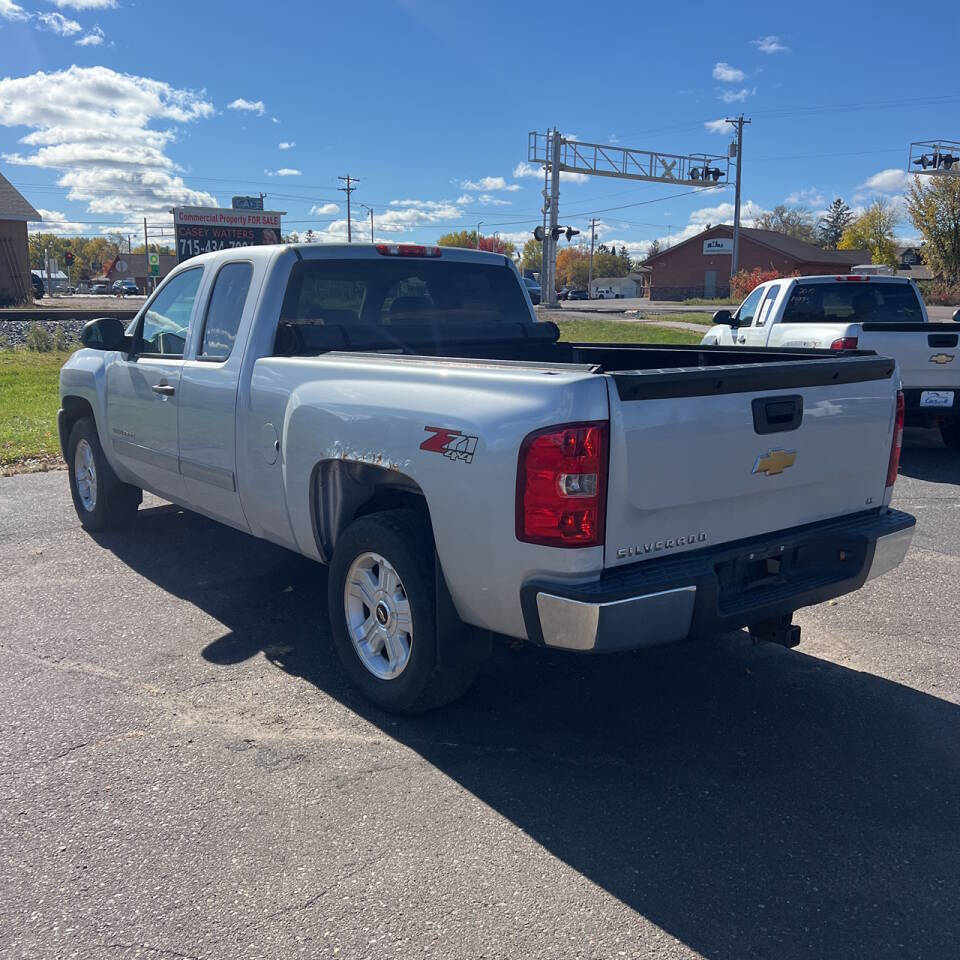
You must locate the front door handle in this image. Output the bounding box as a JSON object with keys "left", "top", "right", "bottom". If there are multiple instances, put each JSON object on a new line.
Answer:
{"left": 151, "top": 383, "right": 175, "bottom": 397}
{"left": 737, "top": 336, "right": 747, "bottom": 344}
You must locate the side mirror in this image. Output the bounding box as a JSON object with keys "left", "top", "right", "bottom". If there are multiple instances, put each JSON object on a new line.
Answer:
{"left": 953, "top": 308, "right": 960, "bottom": 323}
{"left": 712, "top": 309, "right": 736, "bottom": 326}
{"left": 80, "top": 316, "right": 128, "bottom": 351}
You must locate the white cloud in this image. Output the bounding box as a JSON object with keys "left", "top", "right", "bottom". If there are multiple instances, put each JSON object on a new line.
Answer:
{"left": 0, "top": 66, "right": 216, "bottom": 224}
{"left": 560, "top": 170, "right": 589, "bottom": 184}
{"left": 649, "top": 199, "right": 767, "bottom": 248}
{"left": 713, "top": 62, "right": 745, "bottom": 83}
{"left": 751, "top": 35, "right": 789, "bottom": 54}
{"left": 460, "top": 175, "right": 520, "bottom": 192}
{"left": 861, "top": 168, "right": 910, "bottom": 193}
{"left": 704, "top": 118, "right": 731, "bottom": 134}
{"left": 718, "top": 87, "right": 755, "bottom": 104}
{"left": 75, "top": 25, "right": 104, "bottom": 45}
{"left": 0, "top": 0, "right": 29, "bottom": 20}
{"left": 265, "top": 167, "right": 300, "bottom": 177}
{"left": 784, "top": 187, "right": 825, "bottom": 207}
{"left": 227, "top": 98, "right": 265, "bottom": 116}
{"left": 277, "top": 141, "right": 295, "bottom": 150}
{"left": 310, "top": 202, "right": 339, "bottom": 215}
{"left": 271, "top": 117, "right": 280, "bottom": 124}
{"left": 35, "top": 10, "right": 82, "bottom": 34}
{"left": 29, "top": 208, "right": 88, "bottom": 233}
{"left": 513, "top": 161, "right": 540, "bottom": 179}
{"left": 474, "top": 193, "right": 511, "bottom": 206}
{"left": 48, "top": 0, "right": 116, "bottom": 7}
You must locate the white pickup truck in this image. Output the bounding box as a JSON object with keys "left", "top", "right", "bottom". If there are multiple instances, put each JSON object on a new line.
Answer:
{"left": 59, "top": 244, "right": 914, "bottom": 712}
{"left": 702, "top": 274, "right": 960, "bottom": 450}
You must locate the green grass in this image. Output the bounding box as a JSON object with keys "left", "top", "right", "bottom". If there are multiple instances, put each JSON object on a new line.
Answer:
{"left": 648, "top": 311, "right": 715, "bottom": 327}
{"left": 555, "top": 318, "right": 703, "bottom": 344}
{"left": 0, "top": 350, "right": 72, "bottom": 467}
{"left": 680, "top": 296, "right": 739, "bottom": 306}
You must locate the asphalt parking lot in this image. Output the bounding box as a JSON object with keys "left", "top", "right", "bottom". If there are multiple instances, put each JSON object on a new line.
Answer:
{"left": 2, "top": 432, "right": 958, "bottom": 960}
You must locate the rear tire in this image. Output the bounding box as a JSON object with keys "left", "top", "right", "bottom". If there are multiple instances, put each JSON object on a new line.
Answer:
{"left": 327, "top": 509, "right": 482, "bottom": 713}
{"left": 67, "top": 417, "right": 141, "bottom": 530}
{"left": 942, "top": 421, "right": 960, "bottom": 452}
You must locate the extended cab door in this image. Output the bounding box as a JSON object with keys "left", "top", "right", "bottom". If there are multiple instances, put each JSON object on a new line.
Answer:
{"left": 737, "top": 282, "right": 783, "bottom": 347}
{"left": 178, "top": 260, "right": 257, "bottom": 530}
{"left": 106, "top": 267, "right": 203, "bottom": 501}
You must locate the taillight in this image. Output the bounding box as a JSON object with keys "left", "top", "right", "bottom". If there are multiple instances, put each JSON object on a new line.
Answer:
{"left": 830, "top": 336, "right": 859, "bottom": 351}
{"left": 886, "top": 391, "right": 905, "bottom": 488}
{"left": 516, "top": 421, "right": 608, "bottom": 547}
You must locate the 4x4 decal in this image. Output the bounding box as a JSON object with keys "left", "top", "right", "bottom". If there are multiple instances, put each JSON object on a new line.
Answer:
{"left": 420, "top": 426, "right": 478, "bottom": 464}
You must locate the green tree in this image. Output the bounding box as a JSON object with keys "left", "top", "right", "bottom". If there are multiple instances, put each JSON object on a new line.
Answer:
{"left": 753, "top": 204, "right": 817, "bottom": 243}
{"left": 437, "top": 229, "right": 478, "bottom": 249}
{"left": 905, "top": 174, "right": 960, "bottom": 282}
{"left": 645, "top": 238, "right": 663, "bottom": 259}
{"left": 817, "top": 198, "right": 854, "bottom": 249}
{"left": 838, "top": 199, "right": 900, "bottom": 268}
{"left": 520, "top": 237, "right": 541, "bottom": 273}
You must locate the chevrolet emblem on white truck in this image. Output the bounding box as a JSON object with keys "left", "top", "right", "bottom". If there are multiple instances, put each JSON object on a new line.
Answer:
{"left": 753, "top": 449, "right": 797, "bottom": 477}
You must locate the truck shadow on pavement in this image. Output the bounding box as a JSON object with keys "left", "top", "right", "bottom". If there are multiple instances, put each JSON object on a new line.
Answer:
{"left": 94, "top": 504, "right": 960, "bottom": 960}
{"left": 898, "top": 429, "right": 960, "bottom": 484}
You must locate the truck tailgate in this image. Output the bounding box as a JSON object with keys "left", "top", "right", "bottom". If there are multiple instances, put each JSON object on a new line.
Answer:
{"left": 859, "top": 322, "right": 959, "bottom": 390}
{"left": 604, "top": 356, "right": 897, "bottom": 569}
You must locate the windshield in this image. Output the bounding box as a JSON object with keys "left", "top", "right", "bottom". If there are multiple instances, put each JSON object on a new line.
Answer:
{"left": 281, "top": 258, "right": 531, "bottom": 327}
{"left": 782, "top": 282, "right": 923, "bottom": 323}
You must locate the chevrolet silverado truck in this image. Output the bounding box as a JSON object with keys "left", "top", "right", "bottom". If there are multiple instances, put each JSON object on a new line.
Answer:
{"left": 59, "top": 243, "right": 915, "bottom": 712}
{"left": 702, "top": 274, "right": 960, "bottom": 450}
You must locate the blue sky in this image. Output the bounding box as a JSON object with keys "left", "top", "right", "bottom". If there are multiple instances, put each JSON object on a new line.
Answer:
{"left": 2, "top": 0, "right": 958, "bottom": 254}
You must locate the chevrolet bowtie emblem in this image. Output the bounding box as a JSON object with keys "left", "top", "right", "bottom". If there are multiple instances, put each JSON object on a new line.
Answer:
{"left": 930, "top": 353, "right": 955, "bottom": 364}
{"left": 753, "top": 449, "right": 797, "bottom": 477}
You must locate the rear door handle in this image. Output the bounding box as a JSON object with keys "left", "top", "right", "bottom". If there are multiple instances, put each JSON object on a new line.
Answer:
{"left": 151, "top": 383, "right": 175, "bottom": 397}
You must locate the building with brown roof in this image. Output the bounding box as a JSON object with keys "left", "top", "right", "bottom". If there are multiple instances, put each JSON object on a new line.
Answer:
{"left": 643, "top": 225, "right": 870, "bottom": 300}
{"left": 0, "top": 170, "right": 40, "bottom": 304}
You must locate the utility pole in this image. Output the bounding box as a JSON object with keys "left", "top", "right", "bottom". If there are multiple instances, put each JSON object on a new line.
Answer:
{"left": 725, "top": 114, "right": 750, "bottom": 279}
{"left": 477, "top": 221, "right": 483, "bottom": 249}
{"left": 544, "top": 128, "right": 561, "bottom": 306}
{"left": 587, "top": 217, "right": 598, "bottom": 293}
{"left": 338, "top": 175, "right": 358, "bottom": 242}
{"left": 143, "top": 217, "right": 150, "bottom": 291}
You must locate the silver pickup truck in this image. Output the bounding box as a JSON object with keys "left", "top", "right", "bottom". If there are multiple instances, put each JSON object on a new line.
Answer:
{"left": 702, "top": 274, "right": 960, "bottom": 450}
{"left": 59, "top": 243, "right": 915, "bottom": 712}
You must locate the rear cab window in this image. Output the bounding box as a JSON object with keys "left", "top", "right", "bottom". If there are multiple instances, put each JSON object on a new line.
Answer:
{"left": 199, "top": 261, "right": 254, "bottom": 361}
{"left": 277, "top": 257, "right": 531, "bottom": 352}
{"left": 782, "top": 282, "right": 923, "bottom": 323}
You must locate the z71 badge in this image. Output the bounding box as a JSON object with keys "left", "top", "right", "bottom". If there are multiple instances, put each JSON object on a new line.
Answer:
{"left": 420, "top": 426, "right": 478, "bottom": 463}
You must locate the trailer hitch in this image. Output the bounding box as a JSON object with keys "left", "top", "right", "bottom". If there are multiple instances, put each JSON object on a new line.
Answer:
{"left": 748, "top": 615, "right": 801, "bottom": 649}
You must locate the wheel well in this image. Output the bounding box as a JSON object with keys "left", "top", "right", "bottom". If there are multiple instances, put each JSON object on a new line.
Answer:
{"left": 60, "top": 396, "right": 95, "bottom": 454}
{"left": 312, "top": 459, "right": 430, "bottom": 560}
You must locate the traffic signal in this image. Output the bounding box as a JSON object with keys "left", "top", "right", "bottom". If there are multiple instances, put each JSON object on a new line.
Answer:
{"left": 64, "top": 251, "right": 75, "bottom": 266}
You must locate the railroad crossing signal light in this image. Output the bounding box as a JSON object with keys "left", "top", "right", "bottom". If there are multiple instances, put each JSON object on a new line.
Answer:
{"left": 564, "top": 226, "right": 580, "bottom": 241}
{"left": 690, "top": 166, "right": 724, "bottom": 182}
{"left": 913, "top": 151, "right": 959, "bottom": 170}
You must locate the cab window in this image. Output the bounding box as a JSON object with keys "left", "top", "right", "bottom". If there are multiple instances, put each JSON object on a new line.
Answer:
{"left": 139, "top": 269, "right": 202, "bottom": 357}
{"left": 755, "top": 284, "right": 782, "bottom": 327}
{"left": 199, "top": 262, "right": 253, "bottom": 360}
{"left": 735, "top": 285, "right": 766, "bottom": 327}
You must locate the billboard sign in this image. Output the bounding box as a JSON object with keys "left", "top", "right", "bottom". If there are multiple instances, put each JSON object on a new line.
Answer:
{"left": 232, "top": 195, "right": 264, "bottom": 210}
{"left": 148, "top": 252, "right": 160, "bottom": 276}
{"left": 703, "top": 237, "right": 734, "bottom": 255}
{"left": 173, "top": 206, "right": 283, "bottom": 262}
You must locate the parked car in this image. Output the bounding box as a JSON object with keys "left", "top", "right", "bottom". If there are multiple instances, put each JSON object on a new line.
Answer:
{"left": 702, "top": 274, "right": 960, "bottom": 451}
{"left": 592, "top": 286, "right": 623, "bottom": 300}
{"left": 567, "top": 288, "right": 588, "bottom": 301}
{"left": 522, "top": 276, "right": 541, "bottom": 305}
{"left": 557, "top": 287, "right": 570, "bottom": 301}
{"left": 31, "top": 272, "right": 45, "bottom": 299}
{"left": 91, "top": 283, "right": 109, "bottom": 294}
{"left": 112, "top": 278, "right": 139, "bottom": 296}
{"left": 61, "top": 243, "right": 914, "bottom": 713}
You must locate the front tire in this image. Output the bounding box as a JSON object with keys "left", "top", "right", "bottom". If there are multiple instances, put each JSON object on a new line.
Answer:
{"left": 327, "top": 510, "right": 481, "bottom": 713}
{"left": 67, "top": 417, "right": 141, "bottom": 530}
{"left": 942, "top": 421, "right": 960, "bottom": 452}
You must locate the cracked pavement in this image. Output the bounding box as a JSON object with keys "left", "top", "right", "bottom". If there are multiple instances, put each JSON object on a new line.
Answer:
{"left": 1, "top": 429, "right": 959, "bottom": 959}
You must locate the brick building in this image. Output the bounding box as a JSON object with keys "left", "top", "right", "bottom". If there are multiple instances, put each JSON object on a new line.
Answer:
{"left": 0, "top": 170, "right": 40, "bottom": 304}
{"left": 643, "top": 225, "right": 869, "bottom": 300}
